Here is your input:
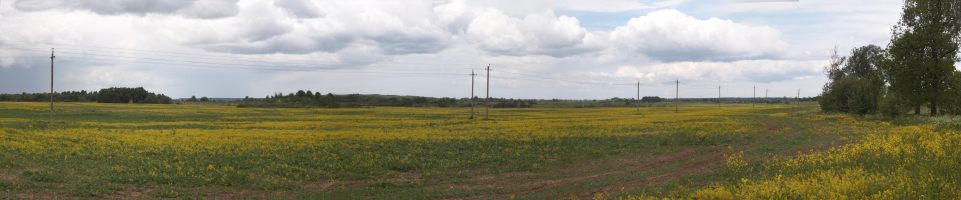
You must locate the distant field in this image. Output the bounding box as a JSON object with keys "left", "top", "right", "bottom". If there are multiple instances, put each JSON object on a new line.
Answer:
{"left": 0, "top": 102, "right": 957, "bottom": 199}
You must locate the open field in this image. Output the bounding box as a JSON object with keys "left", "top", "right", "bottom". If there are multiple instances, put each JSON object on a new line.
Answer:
{"left": 0, "top": 102, "right": 958, "bottom": 199}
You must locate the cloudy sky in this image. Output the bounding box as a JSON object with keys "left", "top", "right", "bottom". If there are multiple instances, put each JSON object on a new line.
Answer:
{"left": 0, "top": 0, "right": 906, "bottom": 99}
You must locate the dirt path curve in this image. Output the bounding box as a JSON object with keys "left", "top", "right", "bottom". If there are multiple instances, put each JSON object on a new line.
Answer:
{"left": 443, "top": 146, "right": 726, "bottom": 200}
{"left": 447, "top": 111, "right": 836, "bottom": 199}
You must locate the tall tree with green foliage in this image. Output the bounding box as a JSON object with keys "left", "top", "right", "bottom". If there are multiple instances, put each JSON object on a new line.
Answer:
{"left": 845, "top": 45, "right": 886, "bottom": 81}
{"left": 820, "top": 45, "right": 887, "bottom": 114}
{"left": 886, "top": 0, "right": 961, "bottom": 115}
{"left": 847, "top": 45, "right": 887, "bottom": 114}
{"left": 819, "top": 47, "right": 848, "bottom": 112}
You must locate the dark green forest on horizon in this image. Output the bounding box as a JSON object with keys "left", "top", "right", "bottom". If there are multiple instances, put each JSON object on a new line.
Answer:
{"left": 0, "top": 87, "right": 172, "bottom": 104}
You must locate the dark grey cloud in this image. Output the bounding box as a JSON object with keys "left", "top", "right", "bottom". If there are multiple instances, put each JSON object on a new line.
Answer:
{"left": 14, "top": 0, "right": 239, "bottom": 19}
{"left": 202, "top": 35, "right": 354, "bottom": 55}
{"left": 480, "top": 45, "right": 598, "bottom": 58}
{"left": 273, "top": 0, "right": 324, "bottom": 18}
{"left": 0, "top": 58, "right": 49, "bottom": 93}
{"left": 366, "top": 33, "right": 451, "bottom": 55}
{"left": 238, "top": 18, "right": 293, "bottom": 42}
{"left": 641, "top": 49, "right": 785, "bottom": 62}
{"left": 203, "top": 32, "right": 452, "bottom": 56}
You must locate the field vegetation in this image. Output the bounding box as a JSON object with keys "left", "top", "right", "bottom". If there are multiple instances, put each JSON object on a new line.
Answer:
{"left": 0, "top": 101, "right": 922, "bottom": 199}
{"left": 636, "top": 112, "right": 961, "bottom": 199}
{"left": 2, "top": 0, "right": 959, "bottom": 199}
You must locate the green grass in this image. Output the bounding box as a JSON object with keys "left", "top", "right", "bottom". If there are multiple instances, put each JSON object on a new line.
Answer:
{"left": 0, "top": 102, "right": 877, "bottom": 199}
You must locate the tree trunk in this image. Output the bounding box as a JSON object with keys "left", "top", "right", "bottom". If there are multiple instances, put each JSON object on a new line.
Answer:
{"left": 931, "top": 99, "right": 938, "bottom": 116}
{"left": 915, "top": 104, "right": 922, "bottom": 115}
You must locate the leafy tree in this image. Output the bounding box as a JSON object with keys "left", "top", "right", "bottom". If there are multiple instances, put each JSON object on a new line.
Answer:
{"left": 845, "top": 45, "right": 886, "bottom": 80}
{"left": 941, "top": 71, "right": 961, "bottom": 114}
{"left": 641, "top": 96, "right": 663, "bottom": 103}
{"left": 236, "top": 90, "right": 539, "bottom": 108}
{"left": 0, "top": 87, "right": 172, "bottom": 104}
{"left": 824, "top": 47, "right": 847, "bottom": 81}
{"left": 96, "top": 87, "right": 170, "bottom": 104}
{"left": 880, "top": 90, "right": 911, "bottom": 116}
{"left": 820, "top": 45, "right": 887, "bottom": 114}
{"left": 0, "top": 91, "right": 98, "bottom": 102}
{"left": 819, "top": 47, "right": 849, "bottom": 112}
{"left": 886, "top": 0, "right": 961, "bottom": 115}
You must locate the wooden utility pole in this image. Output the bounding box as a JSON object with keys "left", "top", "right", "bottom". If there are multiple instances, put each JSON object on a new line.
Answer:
{"left": 717, "top": 85, "right": 721, "bottom": 107}
{"left": 49, "top": 48, "right": 55, "bottom": 123}
{"left": 485, "top": 64, "right": 491, "bottom": 120}
{"left": 470, "top": 70, "right": 477, "bottom": 119}
{"left": 797, "top": 89, "right": 800, "bottom": 107}
{"left": 675, "top": 80, "right": 679, "bottom": 113}
{"left": 636, "top": 80, "right": 640, "bottom": 114}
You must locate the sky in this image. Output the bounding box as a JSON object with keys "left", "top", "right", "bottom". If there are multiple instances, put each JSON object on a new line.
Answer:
{"left": 0, "top": 0, "right": 909, "bottom": 99}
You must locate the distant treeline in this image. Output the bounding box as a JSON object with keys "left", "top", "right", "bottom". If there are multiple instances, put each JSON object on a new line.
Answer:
{"left": 676, "top": 97, "right": 817, "bottom": 104}
{"left": 0, "top": 87, "right": 172, "bottom": 104}
{"left": 536, "top": 96, "right": 814, "bottom": 108}
{"left": 235, "top": 91, "right": 819, "bottom": 109}
{"left": 236, "top": 90, "right": 536, "bottom": 108}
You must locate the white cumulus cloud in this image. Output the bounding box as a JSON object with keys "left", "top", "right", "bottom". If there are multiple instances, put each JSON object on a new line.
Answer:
{"left": 610, "top": 9, "right": 787, "bottom": 61}
{"left": 465, "top": 9, "right": 598, "bottom": 57}
{"left": 0, "top": 0, "right": 901, "bottom": 99}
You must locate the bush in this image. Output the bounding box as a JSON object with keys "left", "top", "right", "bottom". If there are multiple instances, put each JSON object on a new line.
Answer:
{"left": 97, "top": 87, "right": 172, "bottom": 104}
{"left": 879, "top": 93, "right": 909, "bottom": 117}
{"left": 820, "top": 77, "right": 883, "bottom": 114}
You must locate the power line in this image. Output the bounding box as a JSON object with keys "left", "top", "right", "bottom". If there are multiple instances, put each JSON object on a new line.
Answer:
{"left": 0, "top": 42, "right": 332, "bottom": 67}
{"left": 8, "top": 46, "right": 673, "bottom": 92}
{"left": 3, "top": 43, "right": 801, "bottom": 100}
{"left": 497, "top": 70, "right": 633, "bottom": 86}
{"left": 3, "top": 46, "right": 339, "bottom": 70}
{"left": 46, "top": 45, "right": 623, "bottom": 82}
{"left": 1, "top": 39, "right": 236, "bottom": 59}
{"left": 1, "top": 39, "right": 480, "bottom": 66}
{"left": 6, "top": 45, "right": 730, "bottom": 92}
{"left": 489, "top": 64, "right": 643, "bottom": 86}
{"left": 489, "top": 74, "right": 635, "bottom": 86}
{"left": 4, "top": 46, "right": 471, "bottom": 76}
{"left": 1, "top": 45, "right": 477, "bottom": 74}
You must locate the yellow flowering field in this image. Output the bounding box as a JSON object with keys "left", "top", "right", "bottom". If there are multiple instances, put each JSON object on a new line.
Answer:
{"left": 613, "top": 113, "right": 961, "bottom": 199}
{"left": 671, "top": 122, "right": 961, "bottom": 199}
{"left": 0, "top": 102, "right": 906, "bottom": 198}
